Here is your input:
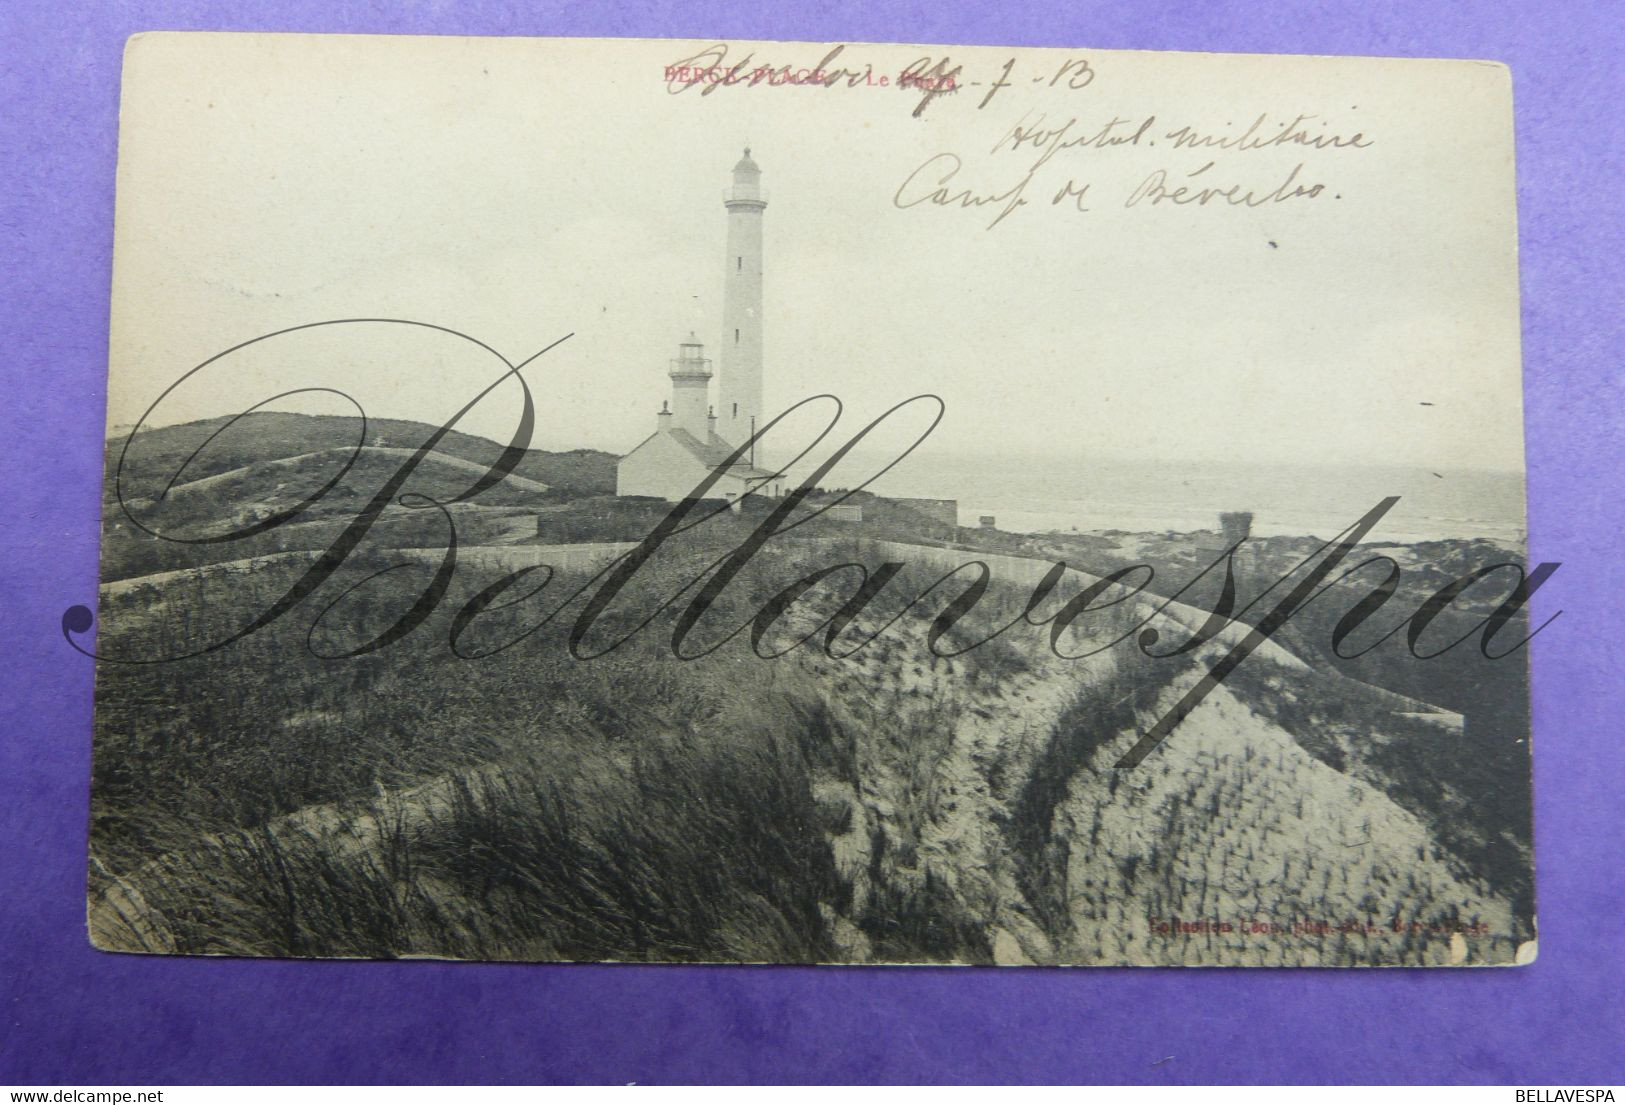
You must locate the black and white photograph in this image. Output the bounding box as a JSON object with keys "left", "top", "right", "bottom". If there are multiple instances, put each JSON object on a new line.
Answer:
{"left": 85, "top": 33, "right": 1537, "bottom": 967}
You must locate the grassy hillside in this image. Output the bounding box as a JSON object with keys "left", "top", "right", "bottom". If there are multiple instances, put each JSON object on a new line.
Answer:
{"left": 108, "top": 412, "right": 617, "bottom": 495}
{"left": 87, "top": 533, "right": 1532, "bottom": 965}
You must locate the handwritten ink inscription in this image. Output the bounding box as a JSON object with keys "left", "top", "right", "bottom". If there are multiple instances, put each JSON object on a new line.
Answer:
{"left": 661, "top": 44, "right": 1377, "bottom": 230}
{"left": 896, "top": 109, "right": 1370, "bottom": 229}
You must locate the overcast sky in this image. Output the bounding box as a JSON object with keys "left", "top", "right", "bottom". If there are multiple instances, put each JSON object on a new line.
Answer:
{"left": 107, "top": 33, "right": 1525, "bottom": 473}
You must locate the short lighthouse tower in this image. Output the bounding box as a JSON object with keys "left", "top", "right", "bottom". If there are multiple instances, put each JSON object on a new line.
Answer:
{"left": 667, "top": 333, "right": 713, "bottom": 437}
{"left": 718, "top": 148, "right": 767, "bottom": 453}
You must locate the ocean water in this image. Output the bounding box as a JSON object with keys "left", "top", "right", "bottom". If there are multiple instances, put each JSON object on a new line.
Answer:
{"left": 801, "top": 452, "right": 1527, "bottom": 545}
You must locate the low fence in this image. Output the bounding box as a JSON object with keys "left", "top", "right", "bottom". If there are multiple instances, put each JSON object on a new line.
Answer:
{"left": 442, "top": 542, "right": 639, "bottom": 575}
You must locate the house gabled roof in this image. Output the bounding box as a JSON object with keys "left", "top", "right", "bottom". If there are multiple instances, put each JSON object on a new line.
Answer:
{"left": 665, "top": 428, "right": 779, "bottom": 482}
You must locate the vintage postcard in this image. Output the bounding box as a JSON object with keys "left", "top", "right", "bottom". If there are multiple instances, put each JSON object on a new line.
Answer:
{"left": 85, "top": 32, "right": 1540, "bottom": 966}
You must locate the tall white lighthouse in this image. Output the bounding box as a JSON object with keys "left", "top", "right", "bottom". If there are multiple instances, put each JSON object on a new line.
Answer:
{"left": 718, "top": 148, "right": 766, "bottom": 455}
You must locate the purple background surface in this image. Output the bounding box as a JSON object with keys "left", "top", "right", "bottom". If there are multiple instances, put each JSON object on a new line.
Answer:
{"left": 2, "top": 0, "right": 1620, "bottom": 1086}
